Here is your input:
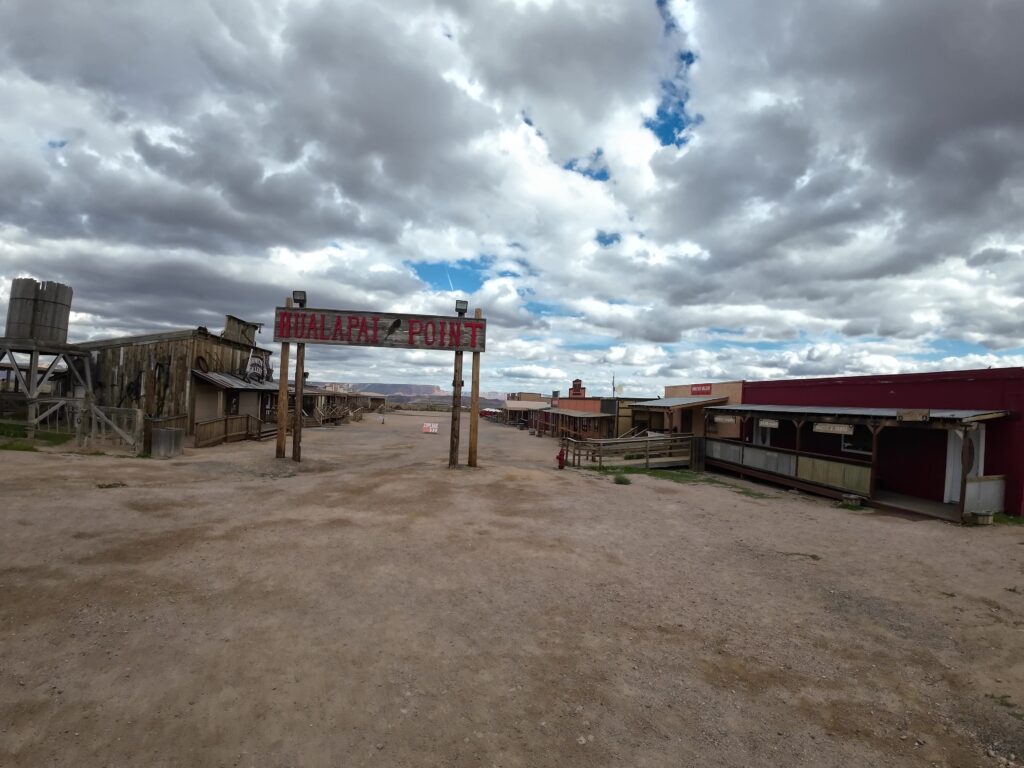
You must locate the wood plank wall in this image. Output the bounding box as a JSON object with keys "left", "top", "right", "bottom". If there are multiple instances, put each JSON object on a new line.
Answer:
{"left": 90, "top": 333, "right": 271, "bottom": 420}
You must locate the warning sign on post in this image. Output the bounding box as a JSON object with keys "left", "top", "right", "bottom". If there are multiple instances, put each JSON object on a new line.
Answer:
{"left": 422, "top": 422, "right": 440, "bottom": 434}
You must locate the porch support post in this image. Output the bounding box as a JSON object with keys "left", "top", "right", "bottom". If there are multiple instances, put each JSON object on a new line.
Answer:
{"left": 868, "top": 424, "right": 884, "bottom": 498}
{"left": 957, "top": 426, "right": 974, "bottom": 522}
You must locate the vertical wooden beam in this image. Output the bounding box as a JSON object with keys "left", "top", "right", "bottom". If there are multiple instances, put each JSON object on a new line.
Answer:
{"left": 26, "top": 348, "right": 39, "bottom": 438}
{"left": 276, "top": 297, "right": 292, "bottom": 458}
{"left": 292, "top": 340, "right": 305, "bottom": 462}
{"left": 468, "top": 308, "right": 482, "bottom": 467}
{"left": 449, "top": 349, "right": 464, "bottom": 468}
{"left": 958, "top": 427, "right": 973, "bottom": 522}
{"left": 868, "top": 425, "right": 883, "bottom": 498}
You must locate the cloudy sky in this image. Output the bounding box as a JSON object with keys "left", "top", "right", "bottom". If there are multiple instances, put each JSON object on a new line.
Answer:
{"left": 2, "top": 0, "right": 1023, "bottom": 397}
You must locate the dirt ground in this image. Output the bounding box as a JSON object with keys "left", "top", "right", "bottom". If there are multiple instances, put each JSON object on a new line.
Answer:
{"left": 2, "top": 411, "right": 1022, "bottom": 767}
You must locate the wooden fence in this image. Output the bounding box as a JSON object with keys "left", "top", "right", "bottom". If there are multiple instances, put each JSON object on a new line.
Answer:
{"left": 563, "top": 434, "right": 693, "bottom": 469}
{"left": 82, "top": 405, "right": 144, "bottom": 453}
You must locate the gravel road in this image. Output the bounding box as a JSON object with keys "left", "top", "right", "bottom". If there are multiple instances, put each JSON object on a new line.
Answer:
{"left": 2, "top": 412, "right": 1022, "bottom": 767}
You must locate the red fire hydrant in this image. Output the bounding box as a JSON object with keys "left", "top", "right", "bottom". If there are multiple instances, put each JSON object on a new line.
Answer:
{"left": 556, "top": 447, "right": 566, "bottom": 470}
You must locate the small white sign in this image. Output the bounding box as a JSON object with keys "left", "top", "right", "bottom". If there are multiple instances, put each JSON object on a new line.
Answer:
{"left": 714, "top": 415, "right": 736, "bottom": 424}
{"left": 813, "top": 422, "right": 854, "bottom": 435}
{"left": 758, "top": 418, "right": 779, "bottom": 429}
{"left": 422, "top": 422, "right": 440, "bottom": 434}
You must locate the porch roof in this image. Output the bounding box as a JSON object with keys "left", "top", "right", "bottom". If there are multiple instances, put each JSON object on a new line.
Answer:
{"left": 193, "top": 370, "right": 320, "bottom": 394}
{"left": 631, "top": 395, "right": 728, "bottom": 411}
{"left": 545, "top": 408, "right": 613, "bottom": 418}
{"left": 706, "top": 403, "right": 1008, "bottom": 425}
{"left": 504, "top": 400, "right": 550, "bottom": 411}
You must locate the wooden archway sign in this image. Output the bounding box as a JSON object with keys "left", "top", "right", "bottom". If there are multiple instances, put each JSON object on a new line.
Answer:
{"left": 272, "top": 300, "right": 487, "bottom": 467}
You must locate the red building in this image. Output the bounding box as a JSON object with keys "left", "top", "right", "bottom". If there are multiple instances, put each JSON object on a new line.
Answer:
{"left": 703, "top": 367, "right": 1022, "bottom": 521}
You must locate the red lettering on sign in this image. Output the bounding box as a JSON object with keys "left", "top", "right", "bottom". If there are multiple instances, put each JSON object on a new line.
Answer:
{"left": 447, "top": 321, "right": 460, "bottom": 347}
{"left": 371, "top": 316, "right": 379, "bottom": 343}
{"left": 277, "top": 311, "right": 292, "bottom": 338}
{"left": 319, "top": 313, "right": 329, "bottom": 340}
{"left": 423, "top": 320, "right": 437, "bottom": 346}
{"left": 466, "top": 321, "right": 484, "bottom": 348}
{"left": 294, "top": 313, "right": 306, "bottom": 339}
{"left": 346, "top": 315, "right": 359, "bottom": 342}
{"left": 438, "top": 321, "right": 447, "bottom": 347}
{"left": 407, "top": 319, "right": 422, "bottom": 344}
{"left": 332, "top": 316, "right": 345, "bottom": 340}
{"left": 355, "top": 317, "right": 369, "bottom": 344}
{"left": 690, "top": 383, "right": 713, "bottom": 396}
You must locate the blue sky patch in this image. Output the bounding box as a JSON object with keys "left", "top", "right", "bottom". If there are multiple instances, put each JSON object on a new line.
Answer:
{"left": 655, "top": 0, "right": 677, "bottom": 35}
{"left": 595, "top": 231, "right": 621, "bottom": 247}
{"left": 47, "top": 139, "right": 69, "bottom": 149}
{"left": 645, "top": 48, "right": 700, "bottom": 148}
{"left": 410, "top": 260, "right": 486, "bottom": 293}
{"left": 564, "top": 148, "right": 610, "bottom": 181}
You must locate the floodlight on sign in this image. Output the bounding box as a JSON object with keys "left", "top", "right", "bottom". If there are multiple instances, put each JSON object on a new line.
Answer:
{"left": 292, "top": 290, "right": 307, "bottom": 308}
{"left": 455, "top": 299, "right": 469, "bottom": 316}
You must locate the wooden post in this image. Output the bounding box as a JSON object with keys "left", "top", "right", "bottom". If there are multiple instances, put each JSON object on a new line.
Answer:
{"left": 868, "top": 425, "right": 883, "bottom": 497}
{"left": 276, "top": 297, "right": 292, "bottom": 458}
{"left": 292, "top": 341, "right": 305, "bottom": 462}
{"left": 449, "top": 355, "right": 464, "bottom": 468}
{"left": 449, "top": 305, "right": 467, "bottom": 468}
{"left": 26, "top": 348, "right": 39, "bottom": 438}
{"left": 468, "top": 308, "right": 482, "bottom": 467}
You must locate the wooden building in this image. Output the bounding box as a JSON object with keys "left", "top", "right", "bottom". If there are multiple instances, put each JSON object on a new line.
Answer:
{"left": 79, "top": 318, "right": 274, "bottom": 434}
{"left": 702, "top": 367, "right": 1024, "bottom": 521}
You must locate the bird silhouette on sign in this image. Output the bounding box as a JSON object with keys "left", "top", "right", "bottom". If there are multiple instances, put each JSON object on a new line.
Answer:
{"left": 382, "top": 318, "right": 402, "bottom": 341}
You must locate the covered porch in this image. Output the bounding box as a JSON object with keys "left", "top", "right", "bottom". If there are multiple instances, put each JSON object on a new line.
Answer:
{"left": 533, "top": 407, "right": 614, "bottom": 440}
{"left": 630, "top": 395, "right": 729, "bottom": 435}
{"left": 703, "top": 404, "right": 1009, "bottom": 523}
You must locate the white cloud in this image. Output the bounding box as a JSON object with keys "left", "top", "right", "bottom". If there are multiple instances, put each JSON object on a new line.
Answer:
{"left": 2, "top": 0, "right": 1023, "bottom": 395}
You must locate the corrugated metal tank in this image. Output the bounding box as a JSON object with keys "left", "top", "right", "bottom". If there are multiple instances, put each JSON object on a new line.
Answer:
{"left": 4, "top": 278, "right": 73, "bottom": 343}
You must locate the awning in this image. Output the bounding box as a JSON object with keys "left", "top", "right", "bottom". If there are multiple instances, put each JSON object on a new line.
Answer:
{"left": 631, "top": 396, "right": 729, "bottom": 411}
{"left": 706, "top": 403, "right": 1009, "bottom": 426}
{"left": 544, "top": 408, "right": 613, "bottom": 418}
{"left": 192, "top": 370, "right": 321, "bottom": 394}
{"left": 503, "top": 400, "right": 550, "bottom": 411}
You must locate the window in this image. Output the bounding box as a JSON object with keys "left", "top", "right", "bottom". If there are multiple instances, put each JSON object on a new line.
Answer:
{"left": 841, "top": 426, "right": 873, "bottom": 456}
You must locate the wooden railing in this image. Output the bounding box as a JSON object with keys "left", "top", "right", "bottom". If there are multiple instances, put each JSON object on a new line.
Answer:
{"left": 564, "top": 434, "right": 693, "bottom": 469}
{"left": 194, "top": 414, "right": 261, "bottom": 448}
{"left": 705, "top": 438, "right": 871, "bottom": 496}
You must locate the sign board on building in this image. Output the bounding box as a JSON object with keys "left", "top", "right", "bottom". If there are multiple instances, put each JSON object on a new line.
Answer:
{"left": 897, "top": 409, "right": 930, "bottom": 422}
{"left": 813, "top": 422, "right": 854, "bottom": 435}
{"left": 691, "top": 383, "right": 713, "bottom": 396}
{"left": 274, "top": 308, "right": 486, "bottom": 352}
{"left": 422, "top": 422, "right": 440, "bottom": 434}
{"left": 714, "top": 415, "right": 736, "bottom": 424}
{"left": 758, "top": 418, "right": 779, "bottom": 429}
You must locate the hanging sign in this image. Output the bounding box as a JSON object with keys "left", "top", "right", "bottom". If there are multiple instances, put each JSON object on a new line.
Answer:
{"left": 758, "top": 418, "right": 779, "bottom": 429}
{"left": 897, "top": 409, "right": 930, "bottom": 422}
{"left": 274, "top": 308, "right": 486, "bottom": 352}
{"left": 714, "top": 415, "right": 736, "bottom": 424}
{"left": 813, "top": 422, "right": 854, "bottom": 435}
